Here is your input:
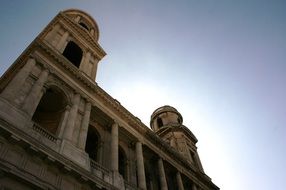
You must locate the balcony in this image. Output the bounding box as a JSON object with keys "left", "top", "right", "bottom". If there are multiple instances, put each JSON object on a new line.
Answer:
{"left": 32, "top": 123, "right": 58, "bottom": 142}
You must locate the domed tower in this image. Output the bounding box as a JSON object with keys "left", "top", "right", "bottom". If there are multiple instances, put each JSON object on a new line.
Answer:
{"left": 151, "top": 105, "right": 204, "bottom": 171}
{"left": 43, "top": 9, "right": 106, "bottom": 80}
{"left": 0, "top": 9, "right": 106, "bottom": 170}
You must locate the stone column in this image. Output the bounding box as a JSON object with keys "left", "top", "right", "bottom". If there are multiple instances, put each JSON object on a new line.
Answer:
{"left": 98, "top": 140, "right": 104, "bottom": 164}
{"left": 192, "top": 183, "right": 198, "bottom": 190}
{"left": 58, "top": 105, "right": 70, "bottom": 138}
{"left": 158, "top": 158, "right": 168, "bottom": 190}
{"left": 136, "top": 142, "right": 146, "bottom": 190}
{"left": 77, "top": 101, "right": 91, "bottom": 149}
{"left": 22, "top": 68, "right": 49, "bottom": 116}
{"left": 110, "top": 122, "right": 119, "bottom": 172}
{"left": 1, "top": 58, "right": 36, "bottom": 102}
{"left": 56, "top": 31, "right": 69, "bottom": 52}
{"left": 63, "top": 93, "right": 80, "bottom": 141}
{"left": 176, "top": 172, "right": 184, "bottom": 190}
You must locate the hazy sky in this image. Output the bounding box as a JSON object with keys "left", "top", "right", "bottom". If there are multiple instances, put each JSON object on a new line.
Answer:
{"left": 1, "top": 1, "right": 286, "bottom": 189}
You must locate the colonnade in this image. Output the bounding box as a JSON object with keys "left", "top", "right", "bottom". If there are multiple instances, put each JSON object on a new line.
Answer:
{"left": 108, "top": 121, "right": 200, "bottom": 190}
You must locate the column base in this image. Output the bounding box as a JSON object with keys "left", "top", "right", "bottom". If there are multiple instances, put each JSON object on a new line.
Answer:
{"left": 60, "top": 139, "right": 90, "bottom": 170}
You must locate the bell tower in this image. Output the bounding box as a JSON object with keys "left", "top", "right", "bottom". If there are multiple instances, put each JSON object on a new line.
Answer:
{"left": 0, "top": 9, "right": 106, "bottom": 170}
{"left": 150, "top": 105, "right": 205, "bottom": 171}
{"left": 44, "top": 9, "right": 105, "bottom": 80}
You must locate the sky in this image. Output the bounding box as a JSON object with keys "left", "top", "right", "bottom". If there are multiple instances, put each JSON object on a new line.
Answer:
{"left": 0, "top": 0, "right": 286, "bottom": 189}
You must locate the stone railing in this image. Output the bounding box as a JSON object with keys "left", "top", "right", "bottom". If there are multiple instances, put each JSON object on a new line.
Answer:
{"left": 32, "top": 123, "right": 57, "bottom": 142}
{"left": 90, "top": 159, "right": 112, "bottom": 184}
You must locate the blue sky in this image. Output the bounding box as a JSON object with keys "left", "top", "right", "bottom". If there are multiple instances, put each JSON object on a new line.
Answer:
{"left": 1, "top": 1, "right": 286, "bottom": 189}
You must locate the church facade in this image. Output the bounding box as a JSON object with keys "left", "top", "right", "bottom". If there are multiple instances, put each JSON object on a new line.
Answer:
{"left": 0, "top": 9, "right": 219, "bottom": 190}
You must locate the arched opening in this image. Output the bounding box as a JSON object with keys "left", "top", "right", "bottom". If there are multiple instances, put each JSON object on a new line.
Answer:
{"left": 119, "top": 146, "right": 127, "bottom": 179}
{"left": 85, "top": 126, "right": 100, "bottom": 161}
{"left": 79, "top": 22, "right": 89, "bottom": 30}
{"left": 62, "top": 41, "right": 83, "bottom": 68}
{"left": 157, "top": 117, "right": 163, "bottom": 128}
{"left": 32, "top": 87, "right": 67, "bottom": 135}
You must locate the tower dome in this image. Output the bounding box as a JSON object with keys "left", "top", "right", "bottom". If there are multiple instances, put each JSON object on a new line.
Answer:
{"left": 62, "top": 9, "right": 100, "bottom": 41}
{"left": 150, "top": 105, "right": 183, "bottom": 132}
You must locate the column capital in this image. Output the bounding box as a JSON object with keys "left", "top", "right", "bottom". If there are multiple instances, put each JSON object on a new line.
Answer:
{"left": 112, "top": 120, "right": 118, "bottom": 125}
{"left": 85, "top": 101, "right": 91, "bottom": 111}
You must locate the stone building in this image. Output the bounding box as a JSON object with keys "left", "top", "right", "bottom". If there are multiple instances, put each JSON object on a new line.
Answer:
{"left": 0, "top": 9, "right": 219, "bottom": 190}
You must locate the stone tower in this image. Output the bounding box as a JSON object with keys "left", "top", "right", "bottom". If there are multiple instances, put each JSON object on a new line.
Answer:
{"left": 150, "top": 105, "right": 204, "bottom": 172}
{"left": 0, "top": 9, "right": 106, "bottom": 171}
{"left": 0, "top": 9, "right": 219, "bottom": 190}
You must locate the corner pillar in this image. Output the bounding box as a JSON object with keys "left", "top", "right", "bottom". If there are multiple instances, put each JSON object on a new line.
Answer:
{"left": 91, "top": 58, "right": 99, "bottom": 80}
{"left": 1, "top": 58, "right": 36, "bottom": 103}
{"left": 56, "top": 31, "right": 69, "bottom": 52}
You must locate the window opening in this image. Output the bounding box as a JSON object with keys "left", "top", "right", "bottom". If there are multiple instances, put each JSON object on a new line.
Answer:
{"left": 32, "top": 88, "right": 67, "bottom": 135}
{"left": 157, "top": 117, "right": 163, "bottom": 128}
{"left": 79, "top": 22, "right": 89, "bottom": 30}
{"left": 62, "top": 41, "right": 83, "bottom": 68}
{"left": 145, "top": 164, "right": 152, "bottom": 190}
{"left": 119, "top": 147, "right": 127, "bottom": 179}
{"left": 85, "top": 126, "right": 100, "bottom": 161}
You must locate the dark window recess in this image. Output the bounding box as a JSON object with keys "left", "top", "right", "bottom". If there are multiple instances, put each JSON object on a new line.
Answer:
{"left": 145, "top": 165, "right": 152, "bottom": 190}
{"left": 79, "top": 22, "right": 89, "bottom": 30}
{"left": 32, "top": 88, "right": 67, "bottom": 135}
{"left": 157, "top": 118, "right": 163, "bottom": 128}
{"left": 119, "top": 147, "right": 127, "bottom": 179}
{"left": 85, "top": 126, "right": 99, "bottom": 161}
{"left": 62, "top": 41, "right": 83, "bottom": 68}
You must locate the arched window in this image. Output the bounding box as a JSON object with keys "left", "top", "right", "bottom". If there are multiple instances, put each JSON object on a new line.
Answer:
{"left": 62, "top": 41, "right": 83, "bottom": 68}
{"left": 32, "top": 87, "right": 67, "bottom": 135}
{"left": 119, "top": 146, "right": 127, "bottom": 179}
{"left": 85, "top": 126, "right": 100, "bottom": 161}
{"left": 79, "top": 22, "right": 89, "bottom": 30}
